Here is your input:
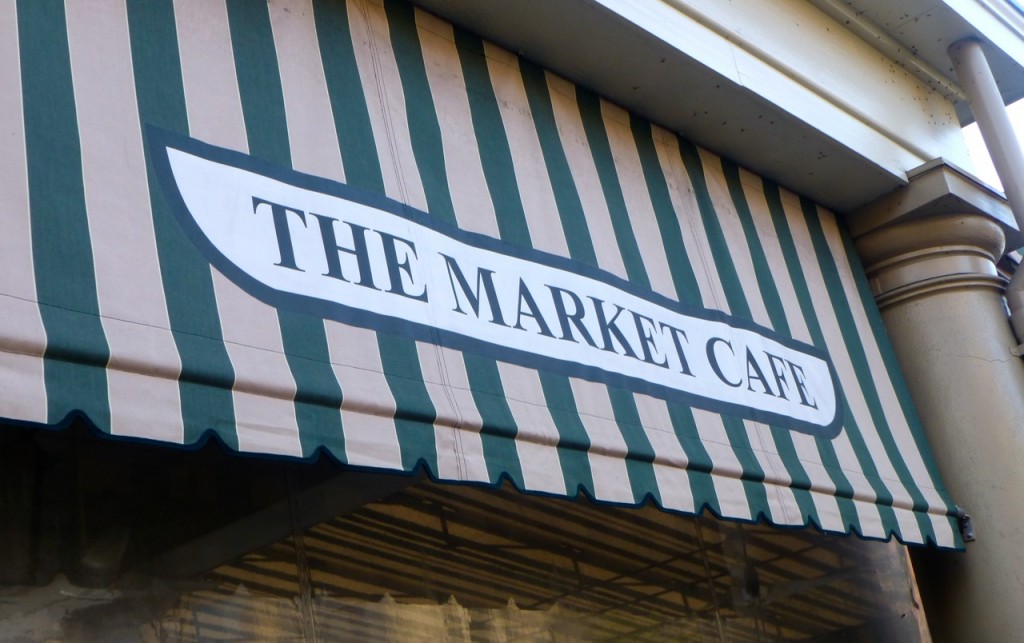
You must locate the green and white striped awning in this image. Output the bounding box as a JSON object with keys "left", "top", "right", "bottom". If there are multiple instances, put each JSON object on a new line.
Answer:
{"left": 0, "top": 0, "right": 961, "bottom": 548}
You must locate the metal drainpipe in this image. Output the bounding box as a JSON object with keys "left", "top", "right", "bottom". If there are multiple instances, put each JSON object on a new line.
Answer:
{"left": 949, "top": 39, "right": 1024, "bottom": 347}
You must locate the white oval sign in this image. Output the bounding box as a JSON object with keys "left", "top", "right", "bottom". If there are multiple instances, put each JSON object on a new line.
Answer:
{"left": 150, "top": 127, "right": 842, "bottom": 437}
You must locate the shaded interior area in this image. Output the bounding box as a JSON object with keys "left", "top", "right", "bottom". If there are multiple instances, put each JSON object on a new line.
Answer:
{"left": 0, "top": 421, "right": 929, "bottom": 641}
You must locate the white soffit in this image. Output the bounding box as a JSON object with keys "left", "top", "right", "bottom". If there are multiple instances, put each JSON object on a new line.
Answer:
{"left": 809, "top": 0, "right": 1024, "bottom": 123}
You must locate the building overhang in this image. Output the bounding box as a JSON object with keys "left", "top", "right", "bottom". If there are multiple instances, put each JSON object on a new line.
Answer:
{"left": 412, "top": 0, "right": 1024, "bottom": 217}
{"left": 806, "top": 0, "right": 1024, "bottom": 123}
{"left": 848, "top": 158, "right": 1022, "bottom": 250}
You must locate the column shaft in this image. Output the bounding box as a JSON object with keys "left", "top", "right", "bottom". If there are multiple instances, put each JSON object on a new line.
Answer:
{"left": 858, "top": 214, "right": 1024, "bottom": 641}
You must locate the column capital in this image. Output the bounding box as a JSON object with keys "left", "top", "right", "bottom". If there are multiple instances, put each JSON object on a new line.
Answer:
{"left": 855, "top": 214, "right": 1005, "bottom": 309}
{"left": 847, "top": 159, "right": 1014, "bottom": 309}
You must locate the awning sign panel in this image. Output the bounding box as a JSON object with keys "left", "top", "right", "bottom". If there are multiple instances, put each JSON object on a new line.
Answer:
{"left": 151, "top": 128, "right": 842, "bottom": 436}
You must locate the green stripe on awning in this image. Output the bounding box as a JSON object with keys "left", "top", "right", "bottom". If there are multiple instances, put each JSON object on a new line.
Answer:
{"left": 19, "top": 0, "right": 111, "bottom": 429}
{"left": 127, "top": 0, "right": 240, "bottom": 450}
{"left": 0, "top": 0, "right": 962, "bottom": 550}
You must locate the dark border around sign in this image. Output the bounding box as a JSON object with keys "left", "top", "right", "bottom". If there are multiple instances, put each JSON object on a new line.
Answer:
{"left": 146, "top": 124, "right": 844, "bottom": 438}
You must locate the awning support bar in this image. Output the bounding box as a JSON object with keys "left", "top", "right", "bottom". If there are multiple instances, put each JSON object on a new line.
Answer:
{"left": 956, "top": 505, "right": 976, "bottom": 542}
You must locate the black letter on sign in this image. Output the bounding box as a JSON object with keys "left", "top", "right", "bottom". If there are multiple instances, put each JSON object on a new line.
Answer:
{"left": 547, "top": 285, "right": 597, "bottom": 347}
{"left": 660, "top": 322, "right": 694, "bottom": 375}
{"left": 441, "top": 254, "right": 508, "bottom": 327}
{"left": 632, "top": 311, "right": 668, "bottom": 368}
{"left": 588, "top": 297, "right": 637, "bottom": 358}
{"left": 379, "top": 232, "right": 427, "bottom": 302}
{"left": 765, "top": 352, "right": 791, "bottom": 400}
{"left": 787, "top": 360, "right": 819, "bottom": 409}
{"left": 311, "top": 214, "right": 378, "bottom": 290}
{"left": 513, "top": 279, "right": 554, "bottom": 337}
{"left": 745, "top": 348, "right": 776, "bottom": 397}
{"left": 253, "top": 196, "right": 306, "bottom": 271}
{"left": 707, "top": 337, "right": 742, "bottom": 388}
